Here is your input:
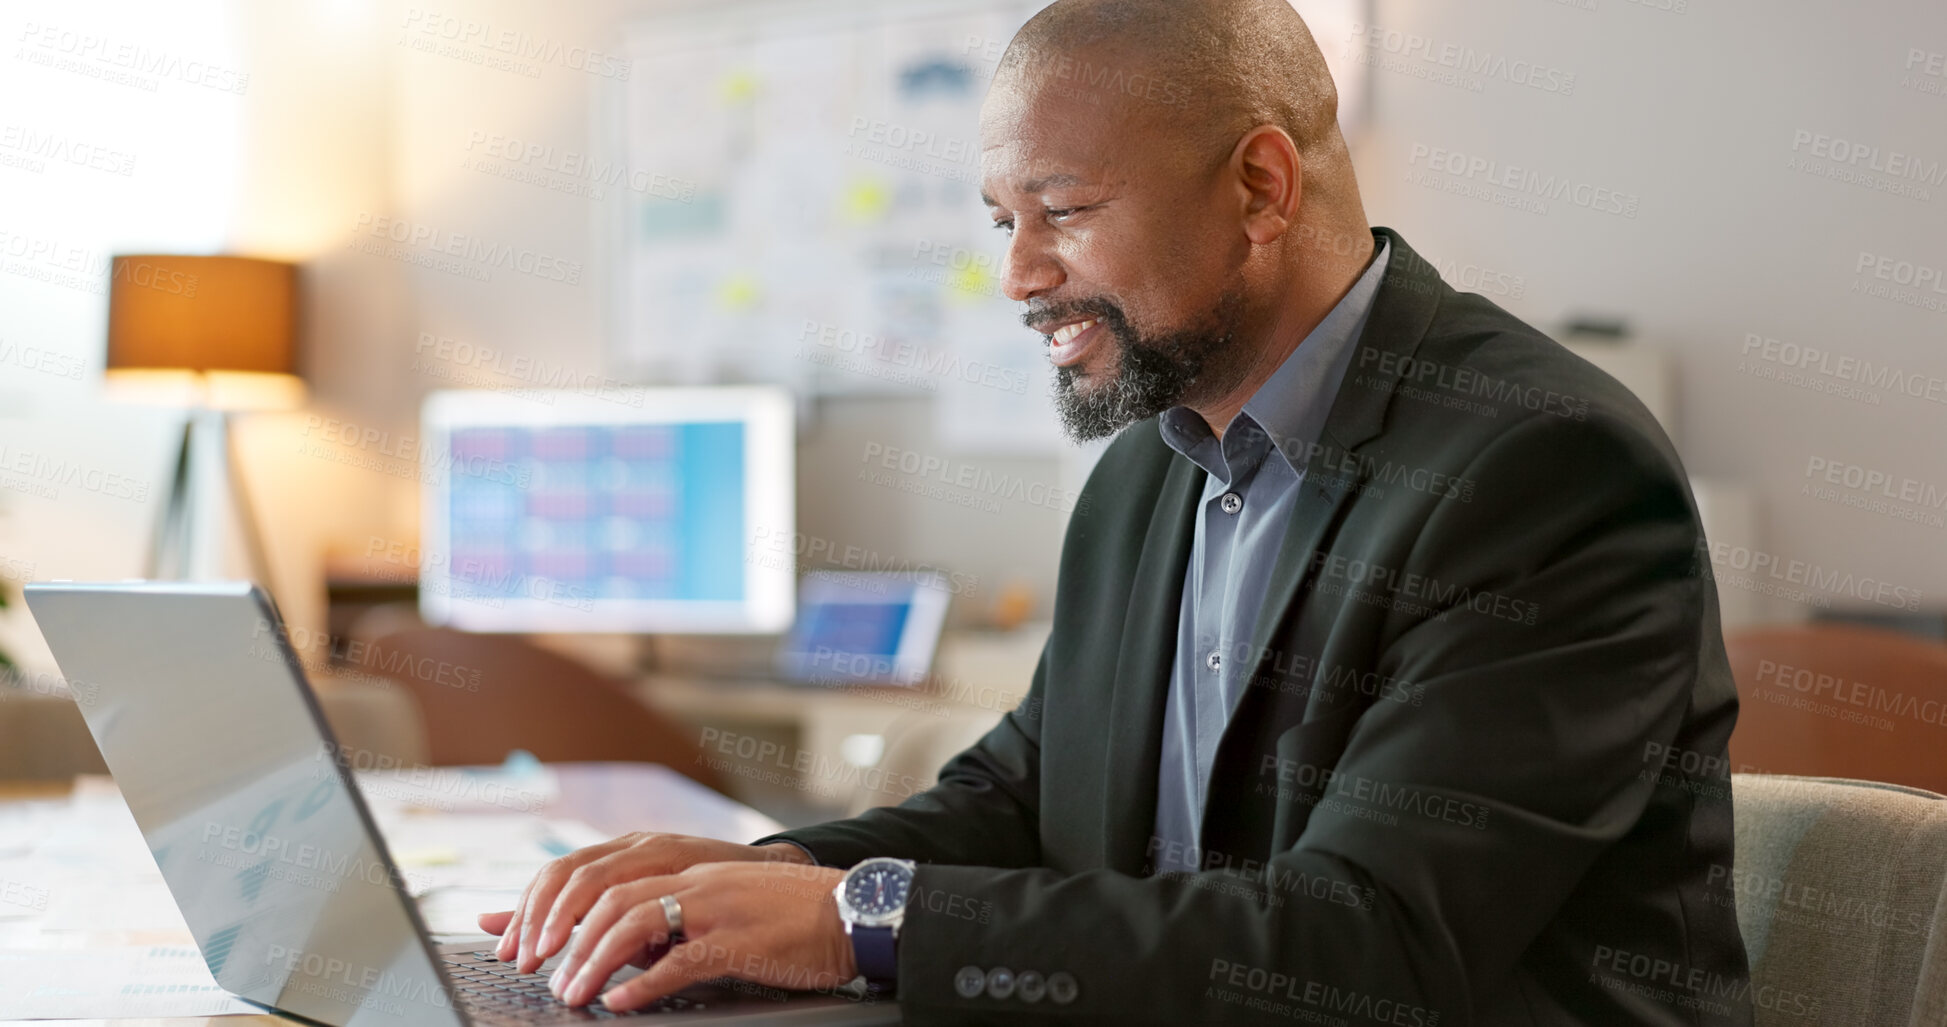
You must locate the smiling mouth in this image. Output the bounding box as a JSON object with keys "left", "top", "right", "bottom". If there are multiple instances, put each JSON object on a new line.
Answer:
{"left": 1050, "top": 319, "right": 1097, "bottom": 345}
{"left": 1045, "top": 318, "right": 1103, "bottom": 367}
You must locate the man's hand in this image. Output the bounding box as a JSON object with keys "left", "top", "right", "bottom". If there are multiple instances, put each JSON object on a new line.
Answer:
{"left": 542, "top": 860, "right": 857, "bottom": 1010}
{"left": 475, "top": 832, "right": 813, "bottom": 973}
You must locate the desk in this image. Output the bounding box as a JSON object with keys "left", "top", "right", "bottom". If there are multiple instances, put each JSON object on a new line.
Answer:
{"left": 633, "top": 625, "right": 1047, "bottom": 815}
{"left": 0, "top": 763, "right": 779, "bottom": 1023}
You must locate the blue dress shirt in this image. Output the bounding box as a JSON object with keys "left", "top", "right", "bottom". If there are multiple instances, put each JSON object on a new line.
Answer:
{"left": 1148, "top": 236, "right": 1391, "bottom": 876}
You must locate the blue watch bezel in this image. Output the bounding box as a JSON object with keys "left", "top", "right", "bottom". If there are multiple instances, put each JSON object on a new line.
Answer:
{"left": 836, "top": 857, "right": 915, "bottom": 988}
{"left": 837, "top": 856, "right": 915, "bottom": 927}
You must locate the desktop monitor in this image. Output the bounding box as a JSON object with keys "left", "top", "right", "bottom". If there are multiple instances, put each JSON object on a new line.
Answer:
{"left": 418, "top": 386, "right": 794, "bottom": 633}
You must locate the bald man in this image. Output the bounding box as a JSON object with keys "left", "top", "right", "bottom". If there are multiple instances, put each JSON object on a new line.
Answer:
{"left": 483, "top": 2, "right": 1754, "bottom": 1023}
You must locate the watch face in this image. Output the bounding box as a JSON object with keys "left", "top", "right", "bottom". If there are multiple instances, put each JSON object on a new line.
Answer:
{"left": 843, "top": 859, "right": 913, "bottom": 919}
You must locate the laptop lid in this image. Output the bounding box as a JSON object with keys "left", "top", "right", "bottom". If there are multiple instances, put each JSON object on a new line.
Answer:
{"left": 24, "top": 580, "right": 465, "bottom": 1027}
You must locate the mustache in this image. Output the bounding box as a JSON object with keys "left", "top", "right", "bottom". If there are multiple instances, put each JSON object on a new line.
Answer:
{"left": 1021, "top": 297, "right": 1129, "bottom": 336}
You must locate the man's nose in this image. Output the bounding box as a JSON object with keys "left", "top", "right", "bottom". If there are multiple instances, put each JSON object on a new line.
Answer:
{"left": 1001, "top": 232, "right": 1064, "bottom": 302}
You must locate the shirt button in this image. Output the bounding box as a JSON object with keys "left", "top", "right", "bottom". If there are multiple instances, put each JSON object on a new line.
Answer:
{"left": 986, "top": 967, "right": 1016, "bottom": 1000}
{"left": 1206, "top": 650, "right": 1222, "bottom": 672}
{"left": 1220, "top": 491, "right": 1243, "bottom": 515}
{"left": 1016, "top": 970, "right": 1046, "bottom": 1003}
{"left": 1048, "top": 971, "right": 1079, "bottom": 1005}
{"left": 954, "top": 966, "right": 986, "bottom": 998}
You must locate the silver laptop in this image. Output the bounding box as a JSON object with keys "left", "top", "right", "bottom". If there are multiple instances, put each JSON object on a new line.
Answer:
{"left": 24, "top": 580, "right": 898, "bottom": 1026}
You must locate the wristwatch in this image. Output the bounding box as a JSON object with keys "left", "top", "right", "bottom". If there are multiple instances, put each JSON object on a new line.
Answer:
{"left": 833, "top": 856, "right": 916, "bottom": 991}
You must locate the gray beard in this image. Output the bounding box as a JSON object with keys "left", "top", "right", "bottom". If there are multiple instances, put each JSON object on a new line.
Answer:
{"left": 1049, "top": 295, "right": 1245, "bottom": 443}
{"left": 1052, "top": 341, "right": 1203, "bottom": 442}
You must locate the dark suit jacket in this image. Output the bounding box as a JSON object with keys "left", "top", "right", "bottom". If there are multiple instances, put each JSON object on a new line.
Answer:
{"left": 766, "top": 228, "right": 1754, "bottom": 1026}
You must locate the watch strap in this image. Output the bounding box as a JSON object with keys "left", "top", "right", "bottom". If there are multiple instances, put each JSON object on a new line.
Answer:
{"left": 850, "top": 923, "right": 898, "bottom": 990}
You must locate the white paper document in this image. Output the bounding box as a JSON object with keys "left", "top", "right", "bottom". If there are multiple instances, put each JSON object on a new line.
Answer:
{"left": 0, "top": 944, "right": 261, "bottom": 1018}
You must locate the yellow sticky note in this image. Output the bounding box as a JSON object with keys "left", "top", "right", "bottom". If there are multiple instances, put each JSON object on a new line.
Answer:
{"left": 720, "top": 70, "right": 759, "bottom": 104}
{"left": 840, "top": 180, "right": 891, "bottom": 223}
{"left": 393, "top": 845, "right": 460, "bottom": 867}
{"left": 716, "top": 272, "right": 760, "bottom": 309}
{"left": 948, "top": 264, "right": 996, "bottom": 303}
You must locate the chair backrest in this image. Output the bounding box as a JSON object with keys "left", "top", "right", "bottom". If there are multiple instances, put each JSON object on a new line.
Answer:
{"left": 364, "top": 627, "right": 724, "bottom": 793}
{"left": 311, "top": 674, "right": 431, "bottom": 767}
{"left": 1724, "top": 624, "right": 1947, "bottom": 792}
{"left": 1730, "top": 774, "right": 1947, "bottom": 1026}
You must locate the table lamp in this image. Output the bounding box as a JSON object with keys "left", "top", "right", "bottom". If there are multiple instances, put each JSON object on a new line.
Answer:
{"left": 104, "top": 255, "right": 303, "bottom": 587}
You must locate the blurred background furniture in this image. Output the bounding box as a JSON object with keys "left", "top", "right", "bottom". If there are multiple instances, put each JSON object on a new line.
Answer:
{"left": 0, "top": 675, "right": 424, "bottom": 781}
{"left": 0, "top": 691, "right": 107, "bottom": 780}
{"left": 1814, "top": 610, "right": 1947, "bottom": 642}
{"left": 1725, "top": 624, "right": 1947, "bottom": 793}
{"left": 3, "top": 580, "right": 1040, "bottom": 816}
{"left": 1730, "top": 775, "right": 1947, "bottom": 1026}
{"left": 359, "top": 625, "right": 727, "bottom": 794}
{"left": 338, "top": 599, "right": 1045, "bottom": 824}
{"left": 311, "top": 673, "right": 431, "bottom": 766}
{"left": 635, "top": 625, "right": 1044, "bottom": 822}
{"left": 843, "top": 707, "right": 997, "bottom": 817}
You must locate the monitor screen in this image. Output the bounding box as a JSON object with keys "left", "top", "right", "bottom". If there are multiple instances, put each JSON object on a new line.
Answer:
{"left": 776, "top": 572, "right": 952, "bottom": 686}
{"left": 419, "top": 387, "right": 794, "bottom": 633}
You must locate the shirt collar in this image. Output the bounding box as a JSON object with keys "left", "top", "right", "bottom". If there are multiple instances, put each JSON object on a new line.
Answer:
{"left": 1160, "top": 234, "right": 1392, "bottom": 480}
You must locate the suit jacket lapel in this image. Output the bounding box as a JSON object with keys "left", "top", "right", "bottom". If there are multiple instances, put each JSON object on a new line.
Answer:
{"left": 1101, "top": 452, "right": 1203, "bottom": 875}
{"left": 1234, "top": 227, "right": 1448, "bottom": 708}
{"left": 1111, "top": 227, "right": 1453, "bottom": 871}
{"left": 1196, "top": 229, "right": 1449, "bottom": 854}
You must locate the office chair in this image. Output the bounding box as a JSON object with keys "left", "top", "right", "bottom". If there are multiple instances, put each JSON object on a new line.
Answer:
{"left": 1730, "top": 774, "right": 1947, "bottom": 1026}
{"left": 360, "top": 625, "right": 726, "bottom": 794}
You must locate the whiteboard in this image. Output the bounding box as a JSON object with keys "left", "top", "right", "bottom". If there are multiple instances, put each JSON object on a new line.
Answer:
{"left": 614, "top": 0, "right": 1055, "bottom": 452}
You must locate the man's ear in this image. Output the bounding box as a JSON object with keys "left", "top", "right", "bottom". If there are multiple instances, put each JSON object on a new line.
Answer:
{"left": 1233, "top": 125, "right": 1303, "bottom": 245}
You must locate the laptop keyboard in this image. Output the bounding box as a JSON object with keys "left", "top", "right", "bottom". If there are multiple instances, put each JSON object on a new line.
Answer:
{"left": 445, "top": 951, "right": 707, "bottom": 1022}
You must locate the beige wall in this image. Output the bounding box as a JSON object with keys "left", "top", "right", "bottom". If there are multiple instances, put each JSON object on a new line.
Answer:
{"left": 1353, "top": 0, "right": 1946, "bottom": 619}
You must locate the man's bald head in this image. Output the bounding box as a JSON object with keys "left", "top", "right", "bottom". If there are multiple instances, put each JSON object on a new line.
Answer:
{"left": 980, "top": 0, "right": 1374, "bottom": 442}
{"left": 995, "top": 0, "right": 1347, "bottom": 183}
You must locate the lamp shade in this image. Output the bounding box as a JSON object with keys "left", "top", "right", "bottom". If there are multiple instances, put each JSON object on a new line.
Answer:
{"left": 105, "top": 255, "right": 301, "bottom": 410}
{"left": 106, "top": 255, "right": 297, "bottom": 374}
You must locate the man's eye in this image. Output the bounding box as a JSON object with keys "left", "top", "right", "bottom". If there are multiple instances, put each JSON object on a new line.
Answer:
{"left": 991, "top": 220, "right": 1015, "bottom": 236}
{"left": 1047, "top": 207, "right": 1078, "bottom": 222}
